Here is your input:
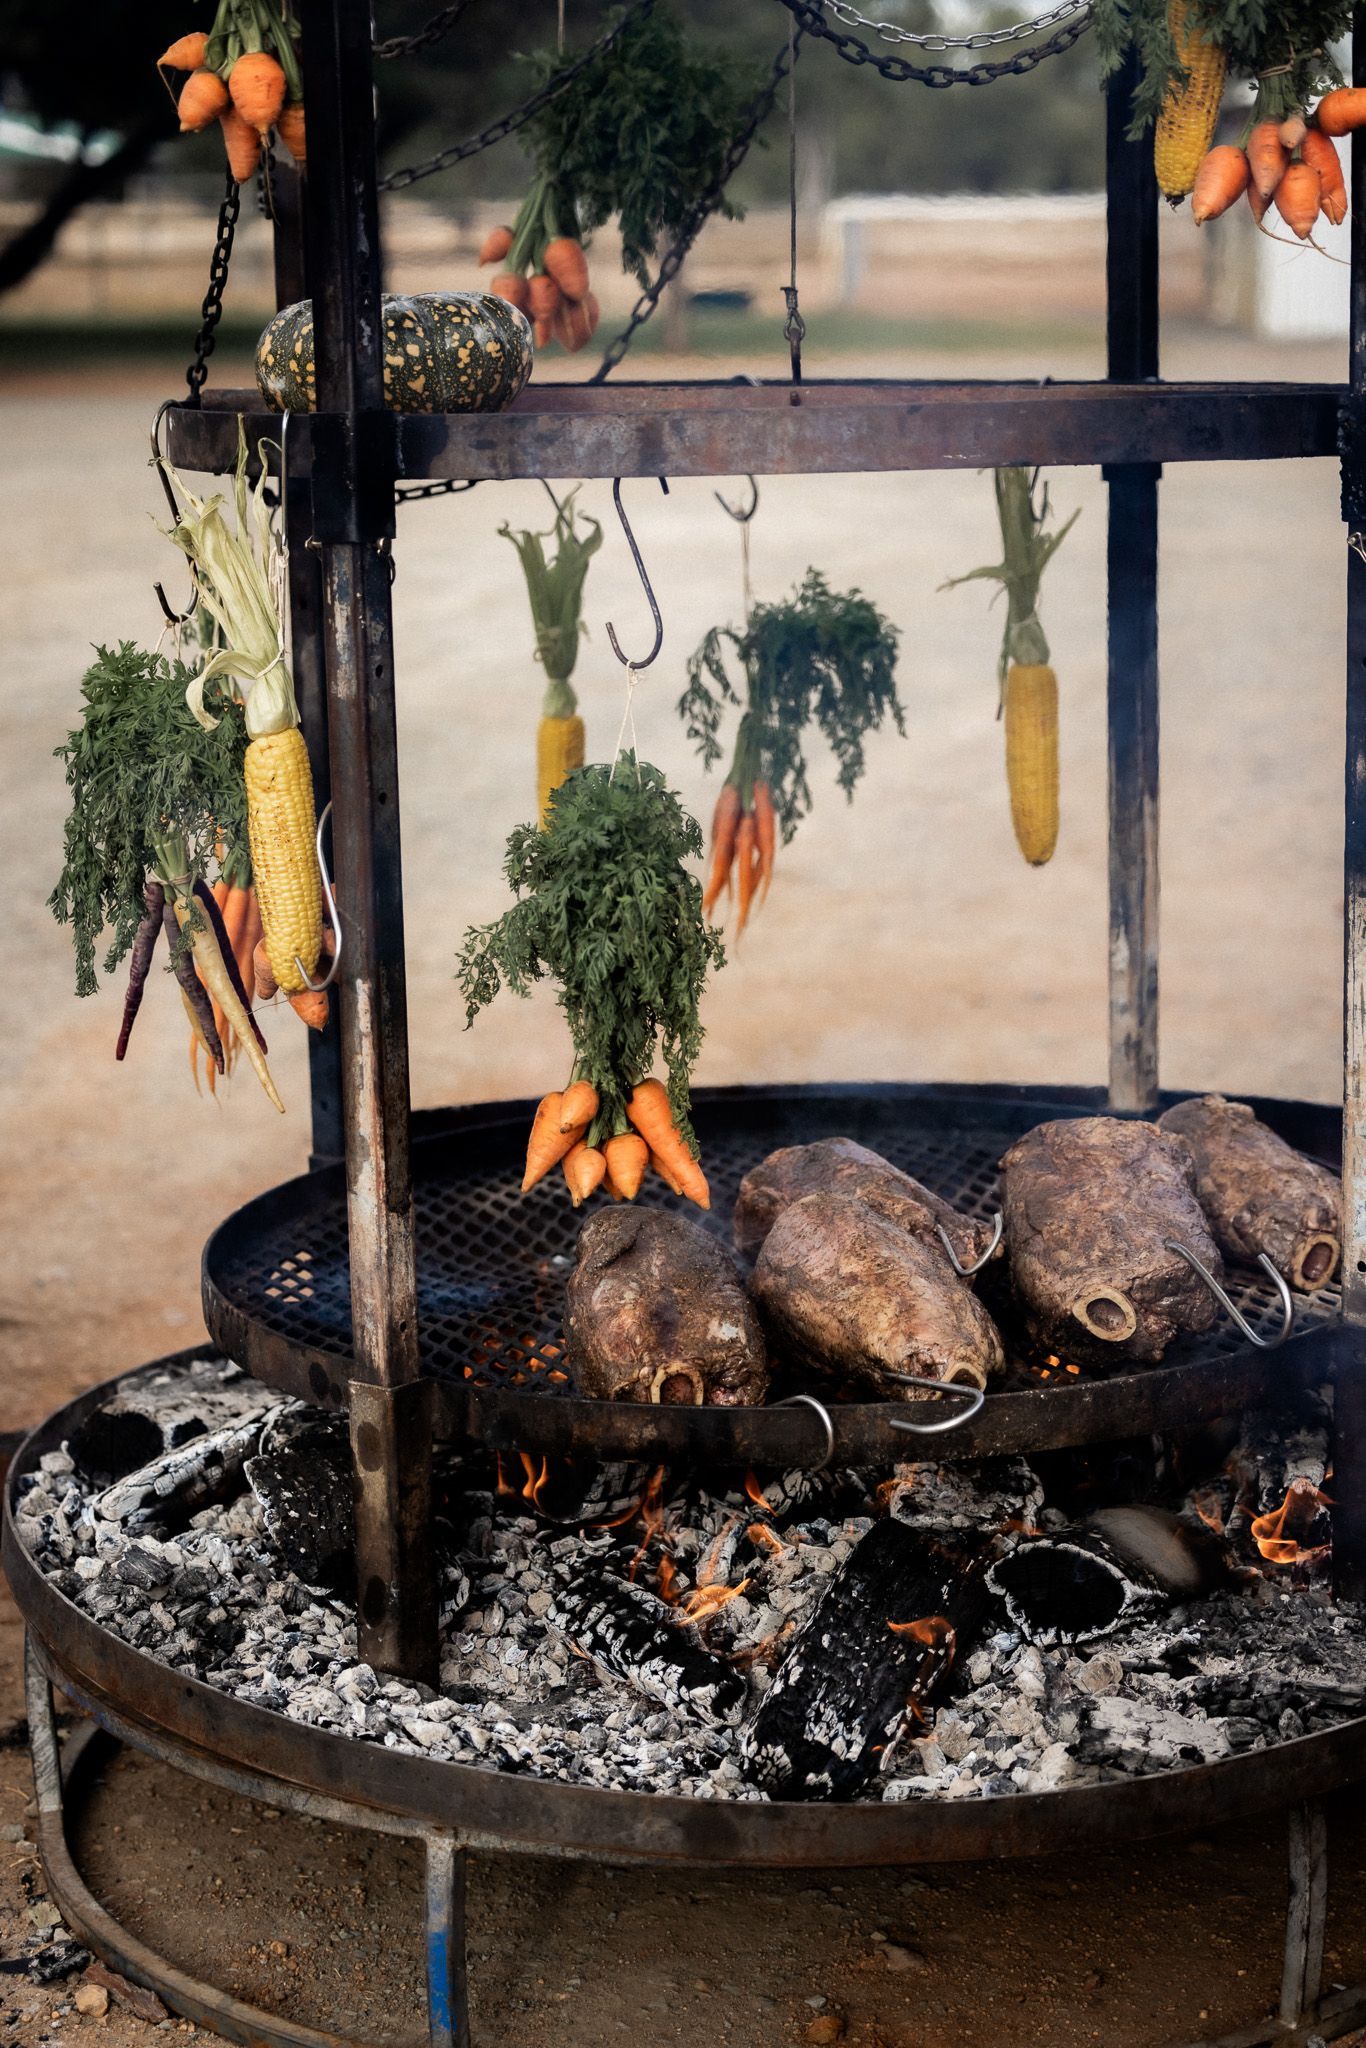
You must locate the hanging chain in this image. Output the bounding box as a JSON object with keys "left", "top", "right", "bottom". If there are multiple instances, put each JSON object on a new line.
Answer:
{"left": 820, "top": 0, "right": 1091, "bottom": 52}
{"left": 378, "top": 0, "right": 653, "bottom": 190}
{"left": 782, "top": 18, "right": 804, "bottom": 383}
{"left": 185, "top": 171, "right": 240, "bottom": 407}
{"left": 373, "top": 0, "right": 476, "bottom": 60}
{"left": 772, "top": 0, "right": 1092, "bottom": 86}
{"left": 394, "top": 476, "right": 482, "bottom": 503}
{"left": 590, "top": 33, "right": 798, "bottom": 383}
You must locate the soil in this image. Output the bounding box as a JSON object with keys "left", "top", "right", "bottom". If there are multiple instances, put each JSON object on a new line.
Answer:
{"left": 2, "top": 335, "right": 1363, "bottom": 2045}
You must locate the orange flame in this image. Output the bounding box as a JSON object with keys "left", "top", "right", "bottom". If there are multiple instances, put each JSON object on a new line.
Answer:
{"left": 681, "top": 1577, "right": 751, "bottom": 1624}
{"left": 627, "top": 1466, "right": 668, "bottom": 1583}
{"left": 747, "top": 1520, "right": 788, "bottom": 1557}
{"left": 1249, "top": 1478, "right": 1332, "bottom": 1566}
{"left": 888, "top": 1614, "right": 955, "bottom": 1650}
{"left": 494, "top": 1452, "right": 515, "bottom": 1498}
{"left": 1192, "top": 1490, "right": 1225, "bottom": 1536}
{"left": 744, "top": 1470, "right": 775, "bottom": 1515}
{"left": 657, "top": 1555, "right": 681, "bottom": 1605}
{"left": 517, "top": 1451, "right": 551, "bottom": 1510}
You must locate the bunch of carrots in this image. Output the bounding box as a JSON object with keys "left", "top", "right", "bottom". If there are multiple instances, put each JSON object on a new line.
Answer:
{"left": 479, "top": 174, "right": 597, "bottom": 353}
{"left": 159, "top": 0, "right": 304, "bottom": 185}
{"left": 702, "top": 769, "right": 776, "bottom": 937}
{"left": 187, "top": 862, "right": 329, "bottom": 1094}
{"left": 522, "top": 1077, "right": 709, "bottom": 1211}
{"left": 1190, "top": 90, "right": 1359, "bottom": 236}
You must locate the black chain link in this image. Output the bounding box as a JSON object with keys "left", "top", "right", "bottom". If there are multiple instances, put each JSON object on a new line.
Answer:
{"left": 185, "top": 172, "right": 241, "bottom": 407}
{"left": 589, "top": 33, "right": 797, "bottom": 384}
{"left": 394, "top": 476, "right": 482, "bottom": 503}
{"left": 373, "top": 0, "right": 475, "bottom": 61}
{"left": 378, "top": 0, "right": 654, "bottom": 190}
{"left": 772, "top": 0, "right": 1091, "bottom": 86}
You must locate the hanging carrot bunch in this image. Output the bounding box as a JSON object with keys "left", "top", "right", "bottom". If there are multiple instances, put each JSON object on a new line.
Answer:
{"left": 458, "top": 759, "right": 723, "bottom": 1209}
{"left": 678, "top": 572, "right": 903, "bottom": 935}
{"left": 159, "top": 0, "right": 305, "bottom": 183}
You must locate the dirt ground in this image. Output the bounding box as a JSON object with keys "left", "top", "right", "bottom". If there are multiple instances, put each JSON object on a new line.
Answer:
{"left": 1, "top": 331, "right": 1361, "bottom": 2044}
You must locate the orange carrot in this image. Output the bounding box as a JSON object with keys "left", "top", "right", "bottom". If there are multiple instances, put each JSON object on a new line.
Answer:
{"left": 253, "top": 936, "right": 279, "bottom": 1003}
{"left": 734, "top": 811, "right": 758, "bottom": 937}
{"left": 1247, "top": 177, "right": 1272, "bottom": 224}
{"left": 559, "top": 1079, "right": 599, "bottom": 1134}
{"left": 1303, "top": 129, "right": 1348, "bottom": 224}
{"left": 178, "top": 69, "right": 230, "bottom": 132}
{"left": 752, "top": 780, "right": 776, "bottom": 902}
{"left": 702, "top": 784, "right": 742, "bottom": 917}
{"left": 542, "top": 237, "right": 589, "bottom": 302}
{"left": 160, "top": 31, "right": 209, "bottom": 68}
{"left": 604, "top": 1132, "right": 649, "bottom": 1201}
{"left": 1315, "top": 87, "right": 1366, "bottom": 137}
{"left": 534, "top": 318, "right": 553, "bottom": 350}
{"left": 563, "top": 1141, "right": 607, "bottom": 1207}
{"left": 275, "top": 103, "right": 306, "bottom": 165}
{"left": 219, "top": 107, "right": 261, "bottom": 182}
{"left": 237, "top": 888, "right": 264, "bottom": 1002}
{"left": 626, "top": 1080, "right": 710, "bottom": 1210}
{"left": 523, "top": 1090, "right": 583, "bottom": 1191}
{"left": 650, "top": 1148, "right": 686, "bottom": 1196}
{"left": 288, "top": 988, "right": 330, "bottom": 1031}
{"left": 1247, "top": 121, "right": 1289, "bottom": 200}
{"left": 1278, "top": 114, "right": 1308, "bottom": 151}
{"left": 1191, "top": 145, "right": 1250, "bottom": 223}
{"left": 551, "top": 292, "right": 599, "bottom": 353}
{"left": 1275, "top": 160, "right": 1321, "bottom": 239}
{"left": 528, "top": 272, "right": 563, "bottom": 323}
{"left": 229, "top": 50, "right": 287, "bottom": 134}
{"left": 479, "top": 224, "right": 515, "bottom": 266}
{"left": 491, "top": 272, "right": 530, "bottom": 313}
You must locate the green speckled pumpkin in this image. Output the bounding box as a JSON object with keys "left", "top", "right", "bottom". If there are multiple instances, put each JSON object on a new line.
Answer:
{"left": 255, "top": 291, "right": 534, "bottom": 415}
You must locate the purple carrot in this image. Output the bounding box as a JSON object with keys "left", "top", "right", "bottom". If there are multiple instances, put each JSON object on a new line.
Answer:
{"left": 193, "top": 878, "right": 268, "bottom": 1053}
{"left": 115, "top": 878, "right": 166, "bottom": 1062}
{"left": 162, "top": 897, "right": 224, "bottom": 1073}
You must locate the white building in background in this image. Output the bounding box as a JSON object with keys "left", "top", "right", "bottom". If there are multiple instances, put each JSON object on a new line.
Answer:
{"left": 1252, "top": 135, "right": 1350, "bottom": 342}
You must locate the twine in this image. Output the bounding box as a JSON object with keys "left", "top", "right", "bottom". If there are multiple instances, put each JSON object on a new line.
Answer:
{"left": 609, "top": 664, "right": 643, "bottom": 784}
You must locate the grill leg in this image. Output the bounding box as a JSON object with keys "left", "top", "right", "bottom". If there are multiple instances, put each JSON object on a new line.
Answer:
{"left": 1280, "top": 1799, "right": 1328, "bottom": 2028}
{"left": 424, "top": 1829, "right": 471, "bottom": 2048}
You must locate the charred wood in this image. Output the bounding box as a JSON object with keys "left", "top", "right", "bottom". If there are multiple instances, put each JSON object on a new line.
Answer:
{"left": 986, "top": 1529, "right": 1168, "bottom": 1645}
{"left": 545, "top": 1565, "right": 747, "bottom": 1727}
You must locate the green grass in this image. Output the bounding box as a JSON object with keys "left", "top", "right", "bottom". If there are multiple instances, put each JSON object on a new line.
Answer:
{"left": 0, "top": 316, "right": 264, "bottom": 368}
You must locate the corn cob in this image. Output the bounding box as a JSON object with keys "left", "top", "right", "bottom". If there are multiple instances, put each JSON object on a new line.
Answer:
{"left": 1154, "top": 0, "right": 1228, "bottom": 202}
{"left": 1003, "top": 664, "right": 1060, "bottom": 866}
{"left": 538, "top": 710, "right": 585, "bottom": 824}
{"left": 244, "top": 726, "right": 322, "bottom": 994}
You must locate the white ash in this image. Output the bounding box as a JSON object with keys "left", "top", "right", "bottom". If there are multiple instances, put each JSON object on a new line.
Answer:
{"left": 15, "top": 1356, "right": 1366, "bottom": 1805}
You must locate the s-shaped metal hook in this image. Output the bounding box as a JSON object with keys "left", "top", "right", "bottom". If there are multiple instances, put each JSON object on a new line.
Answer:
{"left": 605, "top": 476, "right": 669, "bottom": 670}
{"left": 150, "top": 400, "right": 199, "bottom": 627}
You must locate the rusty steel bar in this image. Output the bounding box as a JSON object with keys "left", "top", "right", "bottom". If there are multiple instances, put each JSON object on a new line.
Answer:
{"left": 423, "top": 1832, "right": 471, "bottom": 2048}
{"left": 300, "top": 0, "right": 435, "bottom": 1681}
{"left": 1104, "top": 54, "right": 1160, "bottom": 1115}
{"left": 1279, "top": 1800, "right": 1328, "bottom": 2028}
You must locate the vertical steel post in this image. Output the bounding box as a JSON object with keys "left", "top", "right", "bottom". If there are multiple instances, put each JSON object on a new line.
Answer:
{"left": 300, "top": 0, "right": 436, "bottom": 1681}
{"left": 1104, "top": 57, "right": 1161, "bottom": 1115}
{"left": 1337, "top": 15, "right": 1366, "bottom": 1597}
{"left": 424, "top": 1831, "right": 472, "bottom": 2048}
{"left": 270, "top": 160, "right": 344, "bottom": 1168}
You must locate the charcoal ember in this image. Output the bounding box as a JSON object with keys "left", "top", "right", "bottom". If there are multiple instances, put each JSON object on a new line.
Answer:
{"left": 1073, "top": 1697, "right": 1231, "bottom": 1774}
{"left": 544, "top": 1565, "right": 747, "bottom": 1727}
{"left": 733, "top": 1137, "right": 998, "bottom": 1271}
{"left": 738, "top": 1520, "right": 993, "bottom": 1801}
{"left": 884, "top": 1457, "right": 1042, "bottom": 1532}
{"left": 112, "top": 1543, "right": 174, "bottom": 1593}
{"left": 1000, "top": 1117, "right": 1221, "bottom": 1363}
{"left": 0, "top": 1938, "right": 92, "bottom": 1984}
{"left": 565, "top": 1208, "right": 769, "bottom": 1407}
{"left": 1157, "top": 1095, "right": 1340, "bottom": 1291}
{"left": 91, "top": 1405, "right": 287, "bottom": 1529}
{"left": 245, "top": 1413, "right": 353, "bottom": 1594}
{"left": 986, "top": 1531, "right": 1167, "bottom": 1646}
{"left": 68, "top": 1361, "right": 264, "bottom": 1481}
{"left": 752, "top": 1193, "right": 1004, "bottom": 1394}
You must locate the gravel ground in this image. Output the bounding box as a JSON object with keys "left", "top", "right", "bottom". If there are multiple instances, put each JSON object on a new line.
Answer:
{"left": 0, "top": 333, "right": 1359, "bottom": 2046}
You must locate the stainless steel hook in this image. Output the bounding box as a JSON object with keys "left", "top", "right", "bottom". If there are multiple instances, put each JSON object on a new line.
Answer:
{"left": 884, "top": 1377, "right": 987, "bottom": 1436}
{"left": 934, "top": 1210, "right": 1004, "bottom": 1280}
{"left": 714, "top": 475, "right": 759, "bottom": 524}
{"left": 605, "top": 476, "right": 669, "bottom": 670}
{"left": 776, "top": 1393, "right": 836, "bottom": 1473}
{"left": 150, "top": 399, "right": 199, "bottom": 626}
{"left": 296, "top": 801, "right": 341, "bottom": 992}
{"left": 1164, "top": 1240, "right": 1294, "bottom": 1351}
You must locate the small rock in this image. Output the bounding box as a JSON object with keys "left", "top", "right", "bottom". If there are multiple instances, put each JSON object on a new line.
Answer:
{"left": 883, "top": 1944, "right": 929, "bottom": 1975}
{"left": 806, "top": 2015, "right": 846, "bottom": 2043}
{"left": 74, "top": 1983, "right": 109, "bottom": 2018}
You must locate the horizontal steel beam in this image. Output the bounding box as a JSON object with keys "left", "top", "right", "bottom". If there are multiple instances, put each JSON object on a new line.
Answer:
{"left": 165, "top": 380, "right": 1344, "bottom": 482}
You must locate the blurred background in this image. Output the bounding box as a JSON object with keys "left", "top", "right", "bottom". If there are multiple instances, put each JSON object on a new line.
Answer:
{"left": 0, "top": 0, "right": 1351, "bottom": 1420}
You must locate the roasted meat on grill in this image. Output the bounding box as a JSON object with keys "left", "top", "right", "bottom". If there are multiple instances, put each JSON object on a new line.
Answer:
{"left": 733, "top": 1135, "right": 997, "bottom": 1270}
{"left": 1157, "top": 1094, "right": 1340, "bottom": 1291}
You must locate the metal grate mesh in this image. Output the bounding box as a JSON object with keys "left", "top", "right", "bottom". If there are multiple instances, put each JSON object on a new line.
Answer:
{"left": 206, "top": 1090, "right": 1341, "bottom": 1402}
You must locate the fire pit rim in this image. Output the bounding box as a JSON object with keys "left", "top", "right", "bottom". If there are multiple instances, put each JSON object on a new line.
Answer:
{"left": 9, "top": 1353, "right": 1366, "bottom": 1872}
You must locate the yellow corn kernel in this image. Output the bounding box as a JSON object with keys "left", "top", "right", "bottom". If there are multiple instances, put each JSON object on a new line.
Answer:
{"left": 538, "top": 712, "right": 584, "bottom": 826}
{"left": 244, "top": 727, "right": 323, "bottom": 994}
{"left": 1154, "top": 0, "right": 1228, "bottom": 201}
{"left": 1004, "top": 663, "right": 1059, "bottom": 866}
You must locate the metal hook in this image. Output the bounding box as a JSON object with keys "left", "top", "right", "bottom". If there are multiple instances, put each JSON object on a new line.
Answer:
{"left": 884, "top": 1377, "right": 987, "bottom": 1436}
{"left": 295, "top": 801, "right": 341, "bottom": 992}
{"left": 934, "top": 1210, "right": 1003, "bottom": 1280}
{"left": 776, "top": 1393, "right": 836, "bottom": 1473}
{"left": 714, "top": 475, "right": 759, "bottom": 525}
{"left": 605, "top": 476, "right": 668, "bottom": 670}
{"left": 1163, "top": 1240, "right": 1294, "bottom": 1351}
{"left": 150, "top": 400, "right": 199, "bottom": 626}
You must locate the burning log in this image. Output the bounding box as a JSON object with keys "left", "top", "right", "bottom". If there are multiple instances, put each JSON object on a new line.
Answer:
{"left": 245, "top": 1414, "right": 354, "bottom": 1594}
{"left": 733, "top": 1137, "right": 998, "bottom": 1270}
{"left": 69, "top": 1365, "right": 276, "bottom": 1481}
{"left": 564, "top": 1209, "right": 770, "bottom": 1406}
{"left": 1156, "top": 1096, "right": 1341, "bottom": 1291}
{"left": 738, "top": 1519, "right": 992, "bottom": 1800}
{"left": 752, "top": 1192, "right": 1005, "bottom": 1393}
{"left": 999, "top": 1117, "right": 1221, "bottom": 1362}
{"left": 545, "top": 1565, "right": 747, "bottom": 1727}
{"left": 985, "top": 1530, "right": 1167, "bottom": 1644}
{"left": 91, "top": 1410, "right": 283, "bottom": 1529}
